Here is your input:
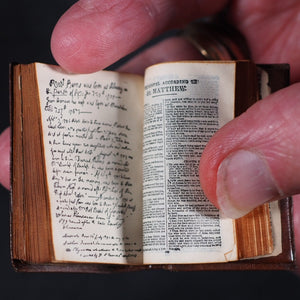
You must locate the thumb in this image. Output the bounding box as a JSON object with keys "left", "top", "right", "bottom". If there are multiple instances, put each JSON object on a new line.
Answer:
{"left": 199, "top": 83, "right": 300, "bottom": 219}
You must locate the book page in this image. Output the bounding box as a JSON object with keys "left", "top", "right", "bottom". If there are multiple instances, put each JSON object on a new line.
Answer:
{"left": 35, "top": 63, "right": 144, "bottom": 264}
{"left": 143, "top": 61, "right": 237, "bottom": 263}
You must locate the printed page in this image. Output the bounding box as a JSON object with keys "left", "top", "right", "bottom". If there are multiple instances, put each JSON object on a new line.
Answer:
{"left": 35, "top": 63, "right": 144, "bottom": 264}
{"left": 143, "top": 61, "right": 238, "bottom": 263}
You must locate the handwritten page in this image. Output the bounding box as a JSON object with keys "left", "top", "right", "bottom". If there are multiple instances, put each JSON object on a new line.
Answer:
{"left": 36, "top": 64, "right": 144, "bottom": 264}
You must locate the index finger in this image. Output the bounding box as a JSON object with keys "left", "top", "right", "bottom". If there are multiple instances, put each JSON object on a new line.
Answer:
{"left": 51, "top": 0, "right": 228, "bottom": 73}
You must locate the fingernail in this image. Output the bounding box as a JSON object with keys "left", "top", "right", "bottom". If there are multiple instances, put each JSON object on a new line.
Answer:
{"left": 217, "top": 150, "right": 281, "bottom": 219}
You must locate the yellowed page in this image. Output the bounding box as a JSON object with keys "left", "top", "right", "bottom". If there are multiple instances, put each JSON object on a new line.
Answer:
{"left": 35, "top": 63, "right": 144, "bottom": 264}
{"left": 143, "top": 61, "right": 238, "bottom": 264}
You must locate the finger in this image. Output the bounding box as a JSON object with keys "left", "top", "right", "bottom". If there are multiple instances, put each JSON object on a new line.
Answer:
{"left": 0, "top": 128, "right": 10, "bottom": 190}
{"left": 229, "top": 0, "right": 300, "bottom": 82}
{"left": 117, "top": 36, "right": 203, "bottom": 74}
{"left": 199, "top": 83, "right": 300, "bottom": 218}
{"left": 51, "top": 0, "right": 228, "bottom": 73}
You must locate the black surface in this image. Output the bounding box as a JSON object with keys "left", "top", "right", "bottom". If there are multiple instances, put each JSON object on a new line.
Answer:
{"left": 1, "top": 1, "right": 300, "bottom": 299}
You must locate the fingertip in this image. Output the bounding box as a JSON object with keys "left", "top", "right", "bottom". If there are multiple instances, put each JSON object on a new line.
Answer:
{"left": 200, "top": 84, "right": 300, "bottom": 214}
{"left": 51, "top": 7, "right": 106, "bottom": 73}
{"left": 51, "top": 20, "right": 81, "bottom": 73}
{"left": 51, "top": 0, "right": 229, "bottom": 73}
{"left": 50, "top": 1, "right": 157, "bottom": 73}
{"left": 0, "top": 127, "right": 10, "bottom": 190}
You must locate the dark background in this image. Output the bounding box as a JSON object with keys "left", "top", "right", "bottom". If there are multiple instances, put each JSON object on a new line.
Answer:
{"left": 1, "top": 1, "right": 300, "bottom": 299}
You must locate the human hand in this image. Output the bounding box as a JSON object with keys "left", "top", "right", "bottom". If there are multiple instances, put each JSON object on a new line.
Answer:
{"left": 198, "top": 0, "right": 300, "bottom": 265}
{"left": 50, "top": 0, "right": 300, "bottom": 266}
{"left": 0, "top": 0, "right": 299, "bottom": 266}
{"left": 0, "top": 0, "right": 228, "bottom": 189}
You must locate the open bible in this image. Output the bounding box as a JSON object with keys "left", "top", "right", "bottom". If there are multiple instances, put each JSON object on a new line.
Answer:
{"left": 10, "top": 61, "right": 295, "bottom": 272}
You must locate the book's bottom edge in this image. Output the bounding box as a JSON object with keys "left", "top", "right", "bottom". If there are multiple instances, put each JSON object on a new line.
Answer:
{"left": 12, "top": 259, "right": 296, "bottom": 273}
